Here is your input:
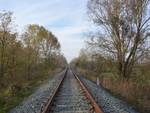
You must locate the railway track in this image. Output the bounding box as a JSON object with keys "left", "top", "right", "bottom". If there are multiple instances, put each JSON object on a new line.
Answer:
{"left": 41, "top": 68, "right": 103, "bottom": 113}
{"left": 9, "top": 69, "right": 138, "bottom": 113}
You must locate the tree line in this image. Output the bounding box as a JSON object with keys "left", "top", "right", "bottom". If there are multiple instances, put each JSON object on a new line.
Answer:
{"left": 71, "top": 1, "right": 150, "bottom": 112}
{"left": 0, "top": 11, "right": 66, "bottom": 91}
{"left": 82, "top": 0, "right": 150, "bottom": 79}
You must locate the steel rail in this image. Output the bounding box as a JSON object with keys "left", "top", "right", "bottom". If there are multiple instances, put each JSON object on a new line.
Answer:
{"left": 72, "top": 70, "right": 103, "bottom": 113}
{"left": 40, "top": 69, "right": 68, "bottom": 113}
{"left": 41, "top": 68, "right": 103, "bottom": 113}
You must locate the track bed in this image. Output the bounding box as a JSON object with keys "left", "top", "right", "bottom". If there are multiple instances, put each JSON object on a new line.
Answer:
{"left": 48, "top": 70, "right": 93, "bottom": 113}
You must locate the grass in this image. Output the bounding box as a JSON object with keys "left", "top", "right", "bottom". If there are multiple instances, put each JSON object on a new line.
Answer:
{"left": 0, "top": 68, "right": 63, "bottom": 113}
{"left": 100, "top": 77, "right": 150, "bottom": 113}
{"left": 0, "top": 88, "right": 31, "bottom": 113}
{"left": 78, "top": 68, "right": 150, "bottom": 113}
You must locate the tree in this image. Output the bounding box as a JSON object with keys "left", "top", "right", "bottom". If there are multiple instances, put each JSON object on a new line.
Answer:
{"left": 22, "top": 25, "right": 39, "bottom": 80}
{"left": 0, "top": 11, "right": 13, "bottom": 85}
{"left": 23, "top": 24, "right": 60, "bottom": 59}
{"left": 22, "top": 24, "right": 61, "bottom": 78}
{"left": 87, "top": 0, "right": 150, "bottom": 79}
{"left": 0, "top": 11, "right": 65, "bottom": 109}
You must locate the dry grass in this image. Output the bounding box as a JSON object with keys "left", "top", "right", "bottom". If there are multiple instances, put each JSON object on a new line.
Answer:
{"left": 101, "top": 78, "right": 150, "bottom": 113}
{"left": 78, "top": 69, "right": 150, "bottom": 113}
{"left": 0, "top": 68, "right": 63, "bottom": 113}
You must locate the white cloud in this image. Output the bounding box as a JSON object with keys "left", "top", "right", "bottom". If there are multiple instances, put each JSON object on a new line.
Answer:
{"left": 50, "top": 23, "right": 88, "bottom": 62}
{"left": 0, "top": 0, "right": 88, "bottom": 62}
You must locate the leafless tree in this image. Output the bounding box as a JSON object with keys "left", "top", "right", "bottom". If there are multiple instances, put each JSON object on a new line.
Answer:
{"left": 87, "top": 0, "right": 150, "bottom": 78}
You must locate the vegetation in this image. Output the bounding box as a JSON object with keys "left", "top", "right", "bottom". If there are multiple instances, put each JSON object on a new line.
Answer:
{"left": 0, "top": 11, "right": 67, "bottom": 113}
{"left": 87, "top": 0, "right": 150, "bottom": 79}
{"left": 71, "top": 49, "right": 150, "bottom": 113}
{"left": 71, "top": 0, "right": 150, "bottom": 112}
{"left": 0, "top": 0, "right": 149, "bottom": 112}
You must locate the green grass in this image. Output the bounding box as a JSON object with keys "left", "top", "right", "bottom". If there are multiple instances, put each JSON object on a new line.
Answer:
{"left": 0, "top": 78, "right": 49, "bottom": 113}
{"left": 0, "top": 69, "right": 62, "bottom": 113}
{"left": 0, "top": 87, "right": 32, "bottom": 113}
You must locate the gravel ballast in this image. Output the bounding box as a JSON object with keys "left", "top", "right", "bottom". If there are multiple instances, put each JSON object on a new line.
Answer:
{"left": 8, "top": 69, "right": 139, "bottom": 113}
{"left": 49, "top": 70, "right": 92, "bottom": 113}
{"left": 79, "top": 76, "right": 139, "bottom": 113}
{"left": 8, "top": 70, "right": 66, "bottom": 113}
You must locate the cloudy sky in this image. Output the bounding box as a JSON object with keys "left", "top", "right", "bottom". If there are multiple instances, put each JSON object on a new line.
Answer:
{"left": 0, "top": 0, "right": 91, "bottom": 62}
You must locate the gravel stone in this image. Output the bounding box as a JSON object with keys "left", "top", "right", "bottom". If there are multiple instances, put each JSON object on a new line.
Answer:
{"left": 8, "top": 69, "right": 139, "bottom": 113}
{"left": 8, "top": 70, "right": 66, "bottom": 113}
{"left": 49, "top": 70, "right": 92, "bottom": 113}
{"left": 79, "top": 76, "right": 139, "bottom": 113}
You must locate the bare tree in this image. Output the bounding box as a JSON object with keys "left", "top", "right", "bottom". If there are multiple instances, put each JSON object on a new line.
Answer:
{"left": 87, "top": 0, "right": 150, "bottom": 78}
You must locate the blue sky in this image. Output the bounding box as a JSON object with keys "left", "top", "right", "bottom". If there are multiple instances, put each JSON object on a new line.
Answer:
{"left": 0, "top": 0, "right": 91, "bottom": 62}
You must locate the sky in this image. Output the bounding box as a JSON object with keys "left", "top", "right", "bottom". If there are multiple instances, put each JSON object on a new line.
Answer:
{"left": 0, "top": 0, "right": 91, "bottom": 62}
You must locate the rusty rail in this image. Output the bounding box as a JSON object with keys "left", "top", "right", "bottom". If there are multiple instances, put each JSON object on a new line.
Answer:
{"left": 40, "top": 69, "right": 68, "bottom": 113}
{"left": 72, "top": 70, "right": 103, "bottom": 113}
{"left": 41, "top": 68, "right": 103, "bottom": 113}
